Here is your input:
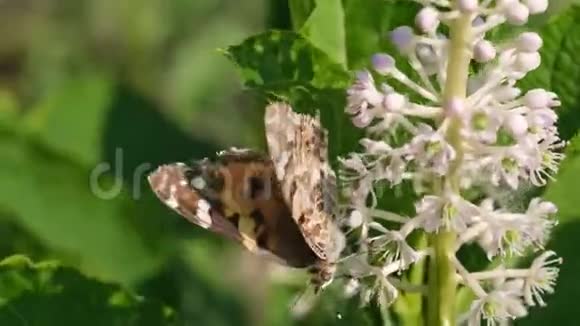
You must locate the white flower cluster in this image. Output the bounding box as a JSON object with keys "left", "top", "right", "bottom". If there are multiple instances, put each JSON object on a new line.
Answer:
{"left": 338, "top": 0, "right": 563, "bottom": 324}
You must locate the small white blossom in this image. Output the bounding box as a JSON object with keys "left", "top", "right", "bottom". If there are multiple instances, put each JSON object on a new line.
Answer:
{"left": 368, "top": 223, "right": 421, "bottom": 268}
{"left": 336, "top": 0, "right": 562, "bottom": 320}
{"left": 414, "top": 194, "right": 478, "bottom": 233}
{"left": 463, "top": 106, "right": 503, "bottom": 143}
{"left": 346, "top": 71, "right": 384, "bottom": 119}
{"left": 475, "top": 198, "right": 556, "bottom": 257}
{"left": 524, "top": 251, "right": 562, "bottom": 306}
{"left": 407, "top": 124, "right": 456, "bottom": 176}
{"left": 468, "top": 280, "right": 528, "bottom": 326}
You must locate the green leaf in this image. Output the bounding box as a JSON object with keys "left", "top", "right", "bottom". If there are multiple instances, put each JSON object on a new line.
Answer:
{"left": 343, "top": 0, "right": 421, "bottom": 70}
{"left": 0, "top": 132, "right": 161, "bottom": 284}
{"left": 289, "top": 0, "right": 316, "bottom": 30}
{"left": 544, "top": 134, "right": 580, "bottom": 223}
{"left": 0, "top": 255, "right": 175, "bottom": 325}
{"left": 299, "top": 0, "right": 347, "bottom": 66}
{"left": 518, "top": 6, "right": 580, "bottom": 140}
{"left": 225, "top": 30, "right": 351, "bottom": 90}
{"left": 225, "top": 30, "right": 364, "bottom": 163}
{"left": 23, "top": 73, "right": 113, "bottom": 166}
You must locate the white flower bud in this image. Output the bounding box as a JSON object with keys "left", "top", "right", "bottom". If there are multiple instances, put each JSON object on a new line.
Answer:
{"left": 506, "top": 113, "right": 529, "bottom": 136}
{"left": 505, "top": 2, "right": 530, "bottom": 25}
{"left": 383, "top": 92, "right": 406, "bottom": 111}
{"left": 458, "top": 0, "right": 478, "bottom": 12}
{"left": 474, "top": 40, "right": 497, "bottom": 63}
{"left": 523, "top": 89, "right": 550, "bottom": 109}
{"left": 416, "top": 7, "right": 440, "bottom": 32}
{"left": 390, "top": 26, "right": 415, "bottom": 53}
{"left": 516, "top": 32, "right": 543, "bottom": 52}
{"left": 494, "top": 86, "right": 521, "bottom": 101}
{"left": 514, "top": 51, "right": 541, "bottom": 72}
{"left": 523, "top": 0, "right": 548, "bottom": 14}
{"left": 348, "top": 210, "right": 364, "bottom": 228}
{"left": 445, "top": 97, "right": 465, "bottom": 118}
{"left": 372, "top": 53, "right": 395, "bottom": 75}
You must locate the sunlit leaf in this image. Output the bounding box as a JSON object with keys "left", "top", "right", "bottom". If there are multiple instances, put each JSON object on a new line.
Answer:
{"left": 0, "top": 255, "right": 176, "bottom": 325}
{"left": 23, "top": 73, "right": 113, "bottom": 166}
{"left": 0, "top": 131, "right": 161, "bottom": 284}
{"left": 298, "top": 0, "right": 347, "bottom": 66}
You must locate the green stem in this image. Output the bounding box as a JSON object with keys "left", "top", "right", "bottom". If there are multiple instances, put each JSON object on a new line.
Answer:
{"left": 427, "top": 231, "right": 458, "bottom": 326}
{"left": 427, "top": 9, "right": 473, "bottom": 326}
{"left": 395, "top": 233, "right": 427, "bottom": 326}
{"left": 405, "top": 233, "right": 428, "bottom": 326}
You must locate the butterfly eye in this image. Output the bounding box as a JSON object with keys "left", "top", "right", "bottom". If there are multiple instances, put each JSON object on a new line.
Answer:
{"left": 183, "top": 168, "right": 195, "bottom": 181}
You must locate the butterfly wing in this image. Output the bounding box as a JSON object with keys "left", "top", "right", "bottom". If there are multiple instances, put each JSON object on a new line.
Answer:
{"left": 264, "top": 102, "right": 343, "bottom": 262}
{"left": 148, "top": 163, "right": 243, "bottom": 241}
{"left": 148, "top": 149, "right": 319, "bottom": 268}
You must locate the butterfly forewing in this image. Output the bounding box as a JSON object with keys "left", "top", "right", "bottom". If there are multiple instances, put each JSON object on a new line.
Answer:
{"left": 148, "top": 163, "right": 242, "bottom": 241}
{"left": 148, "top": 149, "right": 319, "bottom": 268}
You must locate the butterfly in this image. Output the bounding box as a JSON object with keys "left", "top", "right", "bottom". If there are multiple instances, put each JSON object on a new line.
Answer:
{"left": 148, "top": 102, "right": 345, "bottom": 292}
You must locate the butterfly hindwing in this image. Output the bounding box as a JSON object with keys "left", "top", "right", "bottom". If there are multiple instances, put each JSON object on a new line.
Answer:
{"left": 264, "top": 103, "right": 343, "bottom": 262}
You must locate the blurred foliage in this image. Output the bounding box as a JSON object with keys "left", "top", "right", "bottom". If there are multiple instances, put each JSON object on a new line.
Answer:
{"left": 0, "top": 0, "right": 579, "bottom": 325}
{"left": 0, "top": 255, "right": 175, "bottom": 325}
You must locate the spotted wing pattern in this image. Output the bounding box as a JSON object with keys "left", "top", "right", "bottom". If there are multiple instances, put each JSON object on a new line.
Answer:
{"left": 148, "top": 148, "right": 318, "bottom": 268}
{"left": 264, "top": 103, "right": 343, "bottom": 262}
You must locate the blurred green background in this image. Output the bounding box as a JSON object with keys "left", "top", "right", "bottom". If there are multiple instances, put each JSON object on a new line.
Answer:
{"left": 0, "top": 0, "right": 579, "bottom": 325}
{"left": 0, "top": 1, "right": 300, "bottom": 325}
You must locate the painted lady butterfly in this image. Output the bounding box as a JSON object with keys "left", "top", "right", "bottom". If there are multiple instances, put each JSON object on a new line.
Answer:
{"left": 148, "top": 103, "right": 345, "bottom": 291}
